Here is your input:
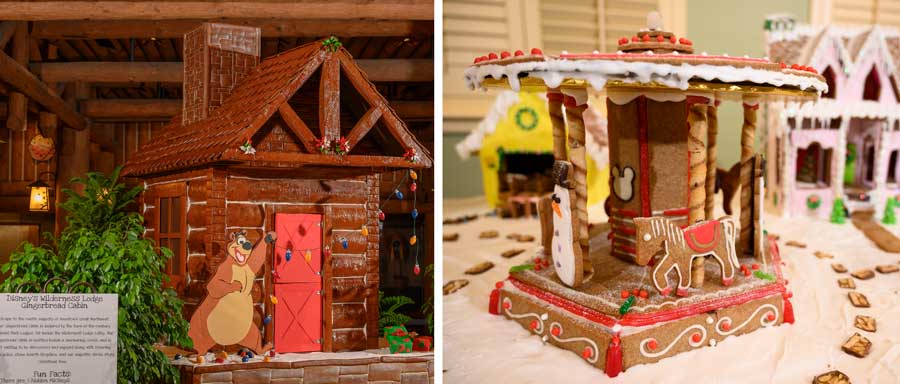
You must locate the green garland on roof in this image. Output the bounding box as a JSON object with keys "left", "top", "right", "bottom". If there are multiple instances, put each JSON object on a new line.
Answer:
{"left": 322, "top": 36, "right": 342, "bottom": 52}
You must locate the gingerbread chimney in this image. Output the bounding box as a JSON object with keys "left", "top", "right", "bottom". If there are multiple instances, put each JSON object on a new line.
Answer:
{"left": 182, "top": 23, "right": 261, "bottom": 126}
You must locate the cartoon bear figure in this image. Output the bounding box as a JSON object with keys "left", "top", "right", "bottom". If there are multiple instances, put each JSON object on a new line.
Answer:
{"left": 189, "top": 230, "right": 276, "bottom": 355}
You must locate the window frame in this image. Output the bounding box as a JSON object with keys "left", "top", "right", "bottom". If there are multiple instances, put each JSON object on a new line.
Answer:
{"left": 154, "top": 184, "right": 187, "bottom": 291}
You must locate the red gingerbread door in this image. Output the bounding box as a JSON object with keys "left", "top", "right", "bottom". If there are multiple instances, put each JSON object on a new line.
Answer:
{"left": 273, "top": 213, "right": 323, "bottom": 353}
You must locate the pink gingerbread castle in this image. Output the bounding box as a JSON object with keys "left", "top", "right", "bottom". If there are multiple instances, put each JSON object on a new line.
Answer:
{"left": 764, "top": 16, "right": 900, "bottom": 221}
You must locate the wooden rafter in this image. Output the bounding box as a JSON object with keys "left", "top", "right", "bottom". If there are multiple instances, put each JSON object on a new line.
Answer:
{"left": 0, "top": 1, "right": 434, "bottom": 21}
{"left": 0, "top": 49, "right": 87, "bottom": 131}
{"left": 0, "top": 21, "right": 16, "bottom": 49}
{"left": 345, "top": 107, "right": 383, "bottom": 151}
{"left": 278, "top": 102, "right": 318, "bottom": 153}
{"left": 79, "top": 99, "right": 181, "bottom": 119}
{"left": 29, "top": 59, "right": 433, "bottom": 83}
{"left": 32, "top": 19, "right": 433, "bottom": 39}
{"left": 319, "top": 54, "right": 340, "bottom": 140}
{"left": 225, "top": 149, "right": 428, "bottom": 169}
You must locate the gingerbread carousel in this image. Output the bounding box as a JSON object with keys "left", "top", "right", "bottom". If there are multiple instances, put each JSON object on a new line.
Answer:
{"left": 468, "top": 13, "right": 827, "bottom": 377}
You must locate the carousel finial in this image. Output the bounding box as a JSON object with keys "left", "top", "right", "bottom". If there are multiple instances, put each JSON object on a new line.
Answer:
{"left": 647, "top": 11, "right": 663, "bottom": 31}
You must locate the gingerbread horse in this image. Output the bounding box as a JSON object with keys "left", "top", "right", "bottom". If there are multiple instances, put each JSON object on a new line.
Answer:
{"left": 633, "top": 216, "right": 739, "bottom": 296}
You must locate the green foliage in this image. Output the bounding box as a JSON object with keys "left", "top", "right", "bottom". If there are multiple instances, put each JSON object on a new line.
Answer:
{"left": 883, "top": 198, "right": 897, "bottom": 225}
{"left": 378, "top": 291, "right": 413, "bottom": 330}
{"left": 830, "top": 198, "right": 847, "bottom": 224}
{"left": 421, "top": 264, "right": 434, "bottom": 335}
{"left": 0, "top": 166, "right": 191, "bottom": 384}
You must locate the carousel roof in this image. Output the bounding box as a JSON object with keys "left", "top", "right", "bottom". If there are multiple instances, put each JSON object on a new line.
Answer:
{"left": 465, "top": 16, "right": 827, "bottom": 101}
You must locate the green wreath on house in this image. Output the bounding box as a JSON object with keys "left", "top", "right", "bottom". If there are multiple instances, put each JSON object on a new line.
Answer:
{"left": 515, "top": 107, "right": 539, "bottom": 131}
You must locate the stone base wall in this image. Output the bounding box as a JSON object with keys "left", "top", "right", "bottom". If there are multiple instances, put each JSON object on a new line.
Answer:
{"left": 180, "top": 354, "right": 434, "bottom": 384}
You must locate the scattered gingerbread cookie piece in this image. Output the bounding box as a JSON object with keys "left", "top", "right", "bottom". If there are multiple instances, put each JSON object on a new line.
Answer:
{"left": 506, "top": 233, "right": 521, "bottom": 240}
{"left": 854, "top": 315, "right": 876, "bottom": 332}
{"left": 517, "top": 235, "right": 535, "bottom": 242}
{"left": 831, "top": 263, "right": 847, "bottom": 273}
{"left": 813, "top": 251, "right": 833, "bottom": 259}
{"left": 848, "top": 291, "right": 870, "bottom": 308}
{"left": 812, "top": 370, "right": 851, "bottom": 384}
{"left": 875, "top": 264, "right": 898, "bottom": 274}
{"left": 443, "top": 233, "right": 460, "bottom": 242}
{"left": 850, "top": 269, "right": 874, "bottom": 280}
{"left": 838, "top": 278, "right": 856, "bottom": 289}
{"left": 479, "top": 230, "right": 499, "bottom": 239}
{"left": 465, "top": 261, "right": 495, "bottom": 275}
{"left": 841, "top": 333, "right": 872, "bottom": 358}
{"left": 501, "top": 249, "right": 525, "bottom": 258}
{"left": 786, "top": 240, "right": 807, "bottom": 248}
{"left": 443, "top": 279, "right": 470, "bottom": 295}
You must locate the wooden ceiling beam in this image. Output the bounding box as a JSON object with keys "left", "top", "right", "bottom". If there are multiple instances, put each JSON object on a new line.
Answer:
{"left": 0, "top": 21, "right": 17, "bottom": 49}
{"left": 32, "top": 19, "right": 433, "bottom": 39}
{"left": 31, "top": 59, "right": 432, "bottom": 82}
{"left": 0, "top": 50, "right": 88, "bottom": 131}
{"left": 0, "top": 2, "right": 434, "bottom": 21}
{"left": 78, "top": 99, "right": 181, "bottom": 119}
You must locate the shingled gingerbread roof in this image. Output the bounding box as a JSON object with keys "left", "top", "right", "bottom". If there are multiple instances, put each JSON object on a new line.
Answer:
{"left": 122, "top": 40, "right": 432, "bottom": 177}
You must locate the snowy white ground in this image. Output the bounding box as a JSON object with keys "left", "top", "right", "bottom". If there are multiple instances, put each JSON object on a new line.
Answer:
{"left": 443, "top": 196, "right": 899, "bottom": 383}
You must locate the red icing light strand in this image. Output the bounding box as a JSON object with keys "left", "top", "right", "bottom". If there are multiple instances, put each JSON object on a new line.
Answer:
{"left": 637, "top": 96, "right": 651, "bottom": 217}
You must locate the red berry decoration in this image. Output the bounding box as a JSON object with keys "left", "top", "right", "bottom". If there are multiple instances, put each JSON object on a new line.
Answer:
{"left": 551, "top": 326, "right": 561, "bottom": 336}
{"left": 670, "top": 36, "right": 677, "bottom": 43}
{"left": 766, "top": 312, "right": 776, "bottom": 321}
{"left": 684, "top": 38, "right": 692, "bottom": 45}
{"left": 751, "top": 263, "right": 759, "bottom": 270}
{"left": 473, "top": 57, "right": 480, "bottom": 64}
{"left": 488, "top": 52, "right": 498, "bottom": 60}
{"left": 534, "top": 264, "right": 542, "bottom": 271}
{"left": 647, "top": 339, "right": 658, "bottom": 350}
{"left": 721, "top": 321, "right": 731, "bottom": 331}
{"left": 691, "top": 332, "right": 702, "bottom": 343}
{"left": 502, "top": 301, "right": 511, "bottom": 310}
{"left": 500, "top": 51, "right": 511, "bottom": 59}
{"left": 631, "top": 36, "right": 639, "bottom": 42}
{"left": 642, "top": 34, "right": 650, "bottom": 42}
{"left": 639, "top": 290, "right": 649, "bottom": 299}
{"left": 620, "top": 290, "right": 629, "bottom": 299}
{"left": 633, "top": 289, "right": 639, "bottom": 296}
{"left": 618, "top": 37, "right": 628, "bottom": 45}
{"left": 530, "top": 48, "right": 543, "bottom": 55}
{"left": 657, "top": 35, "right": 664, "bottom": 42}
{"left": 495, "top": 281, "right": 504, "bottom": 289}
{"left": 791, "top": 63, "right": 800, "bottom": 70}
{"left": 514, "top": 49, "right": 524, "bottom": 56}
{"left": 582, "top": 347, "right": 593, "bottom": 359}
{"left": 780, "top": 62, "right": 787, "bottom": 69}
{"left": 530, "top": 320, "right": 539, "bottom": 330}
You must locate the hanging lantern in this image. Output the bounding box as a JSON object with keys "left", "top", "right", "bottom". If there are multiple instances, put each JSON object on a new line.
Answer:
{"left": 285, "top": 249, "right": 292, "bottom": 262}
{"left": 410, "top": 182, "right": 417, "bottom": 192}
{"left": 304, "top": 249, "right": 312, "bottom": 263}
{"left": 413, "top": 263, "right": 421, "bottom": 275}
{"left": 378, "top": 210, "right": 385, "bottom": 221}
{"left": 28, "top": 180, "right": 51, "bottom": 212}
{"left": 341, "top": 238, "right": 349, "bottom": 249}
{"left": 409, "top": 235, "right": 417, "bottom": 245}
{"left": 395, "top": 189, "right": 404, "bottom": 200}
{"left": 411, "top": 208, "right": 418, "bottom": 219}
{"left": 361, "top": 225, "right": 369, "bottom": 236}
{"left": 409, "top": 169, "right": 418, "bottom": 180}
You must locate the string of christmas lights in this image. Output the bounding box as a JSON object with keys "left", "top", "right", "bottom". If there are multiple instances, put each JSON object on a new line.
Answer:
{"left": 375, "top": 169, "right": 420, "bottom": 276}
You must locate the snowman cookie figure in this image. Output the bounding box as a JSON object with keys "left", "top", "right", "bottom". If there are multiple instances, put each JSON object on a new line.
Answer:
{"left": 550, "top": 161, "right": 585, "bottom": 287}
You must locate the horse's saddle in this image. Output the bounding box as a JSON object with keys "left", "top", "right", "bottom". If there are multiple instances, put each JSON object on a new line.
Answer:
{"left": 682, "top": 220, "right": 720, "bottom": 254}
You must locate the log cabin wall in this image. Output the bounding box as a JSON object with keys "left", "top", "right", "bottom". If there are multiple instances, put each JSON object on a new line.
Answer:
{"left": 91, "top": 120, "right": 168, "bottom": 173}
{"left": 0, "top": 114, "right": 56, "bottom": 242}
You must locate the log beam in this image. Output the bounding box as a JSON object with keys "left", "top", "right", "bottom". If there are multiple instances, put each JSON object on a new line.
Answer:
{"left": 0, "top": 21, "right": 16, "bottom": 49}
{"left": 388, "top": 101, "right": 432, "bottom": 120}
{"left": 0, "top": 51, "right": 87, "bottom": 131}
{"left": 6, "top": 22, "right": 28, "bottom": 132}
{"left": 277, "top": 102, "right": 319, "bottom": 153}
{"left": 32, "top": 19, "right": 433, "bottom": 39}
{"left": 0, "top": 2, "right": 434, "bottom": 21}
{"left": 79, "top": 99, "right": 181, "bottom": 119}
{"left": 30, "top": 59, "right": 433, "bottom": 83}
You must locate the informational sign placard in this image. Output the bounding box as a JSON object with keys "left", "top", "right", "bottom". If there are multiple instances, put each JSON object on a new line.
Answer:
{"left": 0, "top": 294, "right": 117, "bottom": 383}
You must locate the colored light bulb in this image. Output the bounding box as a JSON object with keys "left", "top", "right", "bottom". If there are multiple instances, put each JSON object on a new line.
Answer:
{"left": 411, "top": 208, "right": 418, "bottom": 219}
{"left": 285, "top": 249, "right": 292, "bottom": 262}
{"left": 409, "top": 235, "right": 417, "bottom": 245}
{"left": 341, "top": 238, "right": 349, "bottom": 249}
{"left": 395, "top": 189, "right": 404, "bottom": 200}
{"left": 410, "top": 182, "right": 417, "bottom": 192}
{"left": 414, "top": 263, "right": 421, "bottom": 275}
{"left": 378, "top": 210, "right": 385, "bottom": 220}
{"left": 410, "top": 170, "right": 418, "bottom": 180}
{"left": 263, "top": 315, "right": 272, "bottom": 325}
{"left": 305, "top": 249, "right": 312, "bottom": 263}
{"left": 361, "top": 226, "right": 368, "bottom": 236}
{"left": 324, "top": 247, "right": 331, "bottom": 258}
{"left": 270, "top": 295, "right": 278, "bottom": 305}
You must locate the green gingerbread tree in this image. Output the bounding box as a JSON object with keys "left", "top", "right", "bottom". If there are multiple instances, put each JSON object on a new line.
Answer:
{"left": 883, "top": 197, "right": 897, "bottom": 224}
{"left": 830, "top": 198, "right": 847, "bottom": 224}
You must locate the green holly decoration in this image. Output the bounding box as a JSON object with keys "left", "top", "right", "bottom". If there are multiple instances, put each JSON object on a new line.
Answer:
{"left": 618, "top": 295, "right": 635, "bottom": 315}
{"left": 322, "top": 36, "right": 342, "bottom": 52}
{"left": 509, "top": 264, "right": 535, "bottom": 273}
{"left": 753, "top": 270, "right": 776, "bottom": 281}
{"left": 830, "top": 198, "right": 847, "bottom": 224}
{"left": 883, "top": 197, "right": 897, "bottom": 224}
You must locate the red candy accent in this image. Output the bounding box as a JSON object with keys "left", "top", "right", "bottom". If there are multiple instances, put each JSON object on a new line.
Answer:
{"left": 621, "top": 290, "right": 629, "bottom": 299}
{"left": 605, "top": 336, "right": 622, "bottom": 377}
{"left": 473, "top": 57, "right": 481, "bottom": 64}
{"left": 691, "top": 332, "right": 701, "bottom": 343}
{"left": 502, "top": 301, "right": 511, "bottom": 310}
{"left": 551, "top": 326, "right": 561, "bottom": 336}
{"left": 784, "top": 291, "right": 793, "bottom": 299}
{"left": 618, "top": 37, "right": 628, "bottom": 45}
{"left": 488, "top": 289, "right": 501, "bottom": 315}
{"left": 721, "top": 321, "right": 731, "bottom": 331}
{"left": 766, "top": 312, "right": 776, "bottom": 322}
{"left": 751, "top": 263, "right": 759, "bottom": 270}
{"left": 530, "top": 320, "right": 539, "bottom": 330}
{"left": 514, "top": 49, "right": 524, "bottom": 56}
{"left": 633, "top": 289, "right": 639, "bottom": 296}
{"left": 488, "top": 52, "right": 498, "bottom": 60}
{"left": 500, "top": 51, "right": 510, "bottom": 59}
{"left": 684, "top": 39, "right": 692, "bottom": 45}
{"left": 642, "top": 34, "right": 650, "bottom": 42}
{"left": 535, "top": 264, "right": 542, "bottom": 271}
{"left": 657, "top": 35, "right": 664, "bottom": 42}
{"left": 583, "top": 346, "right": 593, "bottom": 359}
{"left": 791, "top": 63, "right": 800, "bottom": 70}
{"left": 780, "top": 62, "right": 787, "bottom": 69}
{"left": 647, "top": 339, "right": 658, "bottom": 350}
{"left": 639, "top": 290, "right": 649, "bottom": 299}
{"left": 783, "top": 297, "right": 795, "bottom": 324}
{"left": 631, "top": 36, "right": 639, "bottom": 42}
{"left": 530, "top": 48, "right": 543, "bottom": 55}
{"left": 495, "top": 281, "right": 504, "bottom": 289}
{"left": 670, "top": 36, "right": 677, "bottom": 43}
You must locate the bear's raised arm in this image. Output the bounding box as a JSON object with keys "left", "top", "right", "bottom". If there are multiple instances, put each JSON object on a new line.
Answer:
{"left": 249, "top": 231, "right": 276, "bottom": 274}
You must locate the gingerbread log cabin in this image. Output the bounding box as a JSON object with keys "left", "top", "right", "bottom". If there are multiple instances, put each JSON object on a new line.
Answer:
{"left": 468, "top": 13, "right": 824, "bottom": 377}
{"left": 121, "top": 23, "right": 431, "bottom": 355}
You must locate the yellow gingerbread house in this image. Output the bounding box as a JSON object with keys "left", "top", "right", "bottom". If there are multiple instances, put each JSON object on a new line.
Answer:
{"left": 456, "top": 91, "right": 609, "bottom": 216}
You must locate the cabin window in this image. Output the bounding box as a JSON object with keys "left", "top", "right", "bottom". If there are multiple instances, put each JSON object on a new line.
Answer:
{"left": 795, "top": 142, "right": 832, "bottom": 186}
{"left": 822, "top": 66, "right": 837, "bottom": 99}
{"left": 888, "top": 150, "right": 899, "bottom": 184}
{"left": 863, "top": 66, "right": 881, "bottom": 101}
{"left": 157, "top": 195, "right": 186, "bottom": 290}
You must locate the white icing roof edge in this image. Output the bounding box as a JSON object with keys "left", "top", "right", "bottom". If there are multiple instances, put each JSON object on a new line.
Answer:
{"left": 464, "top": 58, "right": 827, "bottom": 95}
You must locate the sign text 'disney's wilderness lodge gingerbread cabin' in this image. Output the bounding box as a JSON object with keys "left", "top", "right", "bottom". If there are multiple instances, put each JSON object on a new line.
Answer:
{"left": 121, "top": 23, "right": 432, "bottom": 357}
{"left": 465, "top": 13, "right": 825, "bottom": 377}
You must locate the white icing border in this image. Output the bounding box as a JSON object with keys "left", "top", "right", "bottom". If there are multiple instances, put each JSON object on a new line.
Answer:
{"left": 715, "top": 303, "right": 779, "bottom": 336}
{"left": 502, "top": 297, "right": 546, "bottom": 334}
{"left": 548, "top": 321, "right": 600, "bottom": 364}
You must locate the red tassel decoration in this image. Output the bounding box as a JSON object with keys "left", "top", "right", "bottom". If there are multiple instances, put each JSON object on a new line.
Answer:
{"left": 782, "top": 296, "right": 795, "bottom": 324}
{"left": 605, "top": 334, "right": 623, "bottom": 377}
{"left": 488, "top": 289, "right": 501, "bottom": 315}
